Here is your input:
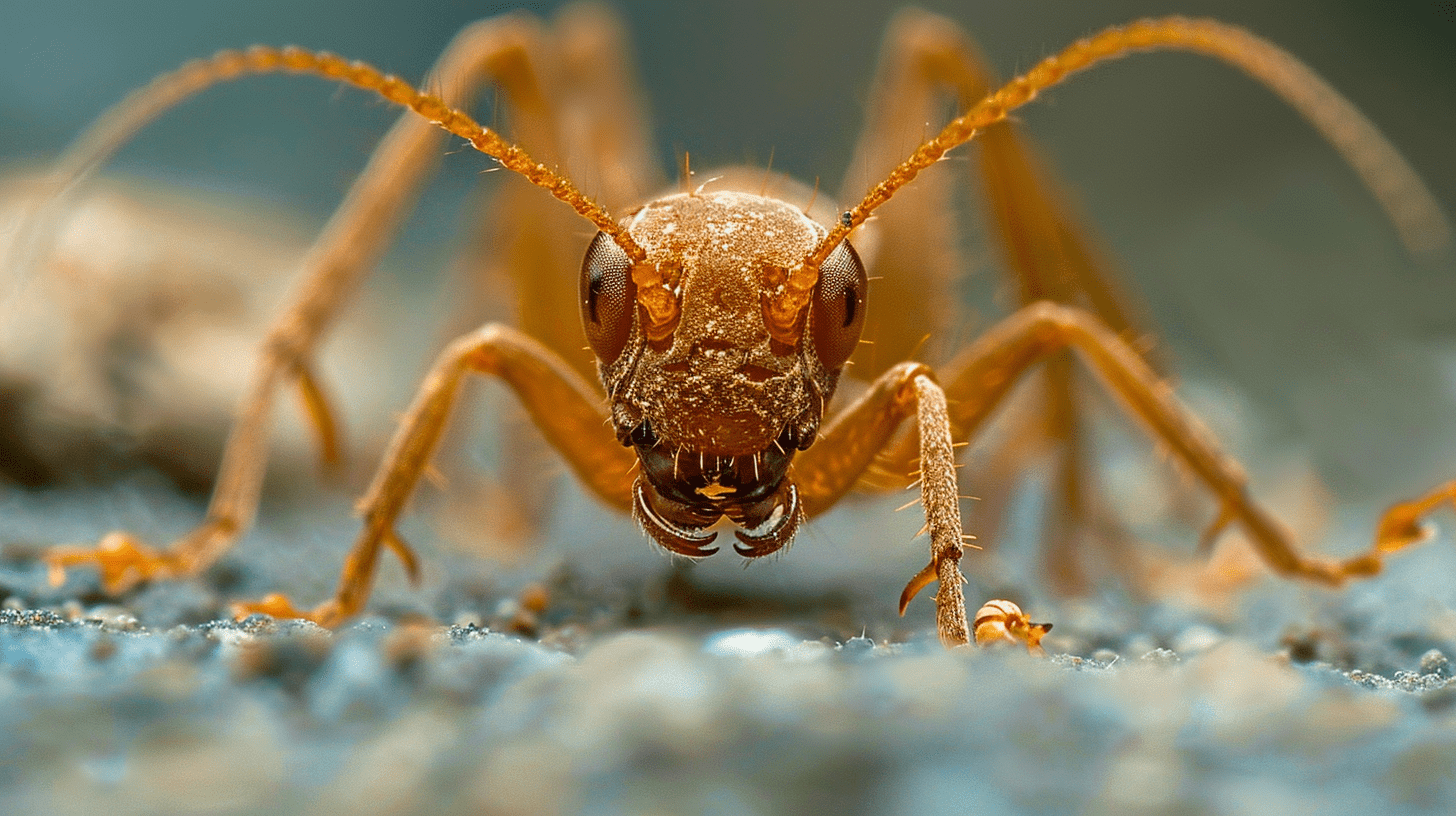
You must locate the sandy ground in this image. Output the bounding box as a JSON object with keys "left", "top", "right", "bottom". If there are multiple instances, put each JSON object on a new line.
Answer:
{"left": 2, "top": 471, "right": 1456, "bottom": 816}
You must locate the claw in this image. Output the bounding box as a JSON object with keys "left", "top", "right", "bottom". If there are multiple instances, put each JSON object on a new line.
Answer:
{"left": 897, "top": 560, "right": 940, "bottom": 615}
{"left": 382, "top": 530, "right": 422, "bottom": 585}
{"left": 1198, "top": 501, "right": 1238, "bottom": 556}
{"left": 291, "top": 357, "right": 347, "bottom": 477}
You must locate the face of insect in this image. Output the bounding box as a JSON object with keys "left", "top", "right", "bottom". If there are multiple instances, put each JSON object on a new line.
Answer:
{"left": 579, "top": 189, "right": 867, "bottom": 558}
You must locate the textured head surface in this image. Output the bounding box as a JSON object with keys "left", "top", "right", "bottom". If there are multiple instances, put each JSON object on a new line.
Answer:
{"left": 618, "top": 189, "right": 827, "bottom": 456}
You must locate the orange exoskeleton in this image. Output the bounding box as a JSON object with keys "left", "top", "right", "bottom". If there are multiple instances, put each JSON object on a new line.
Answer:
{"left": 25, "top": 8, "right": 1451, "bottom": 646}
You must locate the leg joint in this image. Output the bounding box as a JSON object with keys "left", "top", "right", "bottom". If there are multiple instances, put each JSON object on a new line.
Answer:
{"left": 1020, "top": 299, "right": 1079, "bottom": 330}
{"left": 442, "top": 322, "right": 515, "bottom": 370}
{"left": 884, "top": 361, "right": 937, "bottom": 410}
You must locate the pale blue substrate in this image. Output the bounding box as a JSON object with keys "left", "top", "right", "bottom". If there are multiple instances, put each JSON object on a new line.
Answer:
{"left": 3, "top": 469, "right": 1456, "bottom": 816}
{"left": 0, "top": 608, "right": 1452, "bottom": 816}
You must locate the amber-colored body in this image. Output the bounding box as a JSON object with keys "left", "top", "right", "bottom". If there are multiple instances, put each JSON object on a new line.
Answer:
{"left": 973, "top": 600, "right": 1052, "bottom": 655}
{"left": 28, "top": 7, "right": 1452, "bottom": 646}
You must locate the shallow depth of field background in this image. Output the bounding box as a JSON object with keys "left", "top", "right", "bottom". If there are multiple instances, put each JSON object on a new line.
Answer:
{"left": 3, "top": 0, "right": 1454, "bottom": 502}
{"left": 1, "top": 0, "right": 1456, "bottom": 639}
{"left": 2, "top": 4, "right": 1456, "bottom": 816}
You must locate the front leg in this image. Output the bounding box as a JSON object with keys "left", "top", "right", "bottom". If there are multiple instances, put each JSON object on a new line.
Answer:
{"left": 794, "top": 362, "right": 972, "bottom": 646}
{"left": 797, "top": 299, "right": 1423, "bottom": 644}
{"left": 840, "top": 9, "right": 1160, "bottom": 595}
{"left": 905, "top": 373, "right": 972, "bottom": 646}
{"left": 238, "top": 324, "right": 637, "bottom": 626}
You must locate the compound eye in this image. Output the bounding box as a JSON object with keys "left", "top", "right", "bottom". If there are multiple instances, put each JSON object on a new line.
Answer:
{"left": 810, "top": 240, "right": 867, "bottom": 370}
{"left": 580, "top": 231, "right": 637, "bottom": 365}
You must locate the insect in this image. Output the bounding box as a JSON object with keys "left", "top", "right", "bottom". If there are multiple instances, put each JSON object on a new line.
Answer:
{"left": 21, "top": 6, "right": 1451, "bottom": 646}
{"left": 973, "top": 600, "right": 1052, "bottom": 655}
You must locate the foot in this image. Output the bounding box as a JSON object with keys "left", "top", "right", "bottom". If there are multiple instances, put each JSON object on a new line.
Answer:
{"left": 45, "top": 532, "right": 184, "bottom": 593}
{"left": 231, "top": 593, "right": 343, "bottom": 627}
{"left": 1375, "top": 482, "right": 1456, "bottom": 553}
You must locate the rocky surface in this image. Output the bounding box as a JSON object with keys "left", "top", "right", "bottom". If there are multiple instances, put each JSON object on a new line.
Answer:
{"left": 3, "top": 479, "right": 1456, "bottom": 816}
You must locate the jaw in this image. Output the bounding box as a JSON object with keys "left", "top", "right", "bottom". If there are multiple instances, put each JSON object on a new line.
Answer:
{"left": 628, "top": 428, "right": 804, "bottom": 558}
{"left": 632, "top": 476, "right": 803, "bottom": 559}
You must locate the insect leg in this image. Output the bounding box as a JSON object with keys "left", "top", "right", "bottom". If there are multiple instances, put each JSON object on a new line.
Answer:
{"left": 1376, "top": 481, "right": 1456, "bottom": 554}
{"left": 437, "top": 4, "right": 661, "bottom": 545}
{"left": 799, "top": 299, "right": 1416, "bottom": 639}
{"left": 234, "top": 324, "right": 637, "bottom": 626}
{"left": 842, "top": 9, "right": 1157, "bottom": 593}
{"left": 934, "top": 301, "right": 1398, "bottom": 588}
{"left": 43, "top": 13, "right": 578, "bottom": 592}
{"left": 791, "top": 362, "right": 968, "bottom": 645}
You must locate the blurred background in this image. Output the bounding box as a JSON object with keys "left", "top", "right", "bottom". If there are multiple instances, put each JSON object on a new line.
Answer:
{"left": 0, "top": 0, "right": 1453, "bottom": 596}
{"left": 3, "top": 9, "right": 1456, "bottom": 812}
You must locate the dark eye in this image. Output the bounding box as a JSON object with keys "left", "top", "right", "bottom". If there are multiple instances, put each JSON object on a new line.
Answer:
{"left": 580, "top": 231, "right": 637, "bottom": 365}
{"left": 810, "top": 240, "right": 867, "bottom": 370}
